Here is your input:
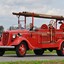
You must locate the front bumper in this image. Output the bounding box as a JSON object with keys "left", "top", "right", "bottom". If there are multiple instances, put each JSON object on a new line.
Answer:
{"left": 0, "top": 46, "right": 15, "bottom": 49}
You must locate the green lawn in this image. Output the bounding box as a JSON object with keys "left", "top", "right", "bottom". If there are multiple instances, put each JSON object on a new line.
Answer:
{"left": 5, "top": 50, "right": 56, "bottom": 54}
{"left": 0, "top": 60, "right": 64, "bottom": 64}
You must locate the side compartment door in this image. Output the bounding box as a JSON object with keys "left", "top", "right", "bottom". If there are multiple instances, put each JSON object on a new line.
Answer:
{"left": 39, "top": 29, "right": 50, "bottom": 44}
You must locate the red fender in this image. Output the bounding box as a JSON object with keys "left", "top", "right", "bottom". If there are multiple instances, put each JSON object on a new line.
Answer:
{"left": 0, "top": 41, "right": 3, "bottom": 46}
{"left": 56, "top": 39, "right": 64, "bottom": 50}
{"left": 12, "top": 37, "right": 35, "bottom": 49}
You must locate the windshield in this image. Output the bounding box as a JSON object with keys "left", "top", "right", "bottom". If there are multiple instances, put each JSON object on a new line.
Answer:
{"left": 9, "top": 24, "right": 24, "bottom": 30}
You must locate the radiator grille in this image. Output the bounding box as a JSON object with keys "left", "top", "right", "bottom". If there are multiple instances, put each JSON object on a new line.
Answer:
{"left": 2, "top": 32, "right": 9, "bottom": 45}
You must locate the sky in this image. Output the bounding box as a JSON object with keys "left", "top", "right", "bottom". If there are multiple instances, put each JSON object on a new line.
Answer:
{"left": 0, "top": 0, "right": 64, "bottom": 30}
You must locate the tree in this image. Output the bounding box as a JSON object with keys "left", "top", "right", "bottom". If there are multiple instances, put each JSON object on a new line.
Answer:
{"left": 0, "top": 26, "right": 4, "bottom": 35}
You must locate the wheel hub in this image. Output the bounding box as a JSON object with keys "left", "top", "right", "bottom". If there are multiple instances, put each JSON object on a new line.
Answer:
{"left": 19, "top": 45, "right": 26, "bottom": 55}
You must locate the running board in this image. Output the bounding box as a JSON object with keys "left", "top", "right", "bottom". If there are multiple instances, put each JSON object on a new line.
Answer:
{"left": 0, "top": 46, "right": 15, "bottom": 49}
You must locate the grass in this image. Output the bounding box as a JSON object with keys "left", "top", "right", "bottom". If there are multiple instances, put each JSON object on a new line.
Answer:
{"left": 5, "top": 50, "right": 34, "bottom": 54}
{"left": 5, "top": 51, "right": 16, "bottom": 54}
{"left": 44, "top": 50, "right": 56, "bottom": 54}
{"left": 0, "top": 60, "right": 64, "bottom": 64}
{"left": 5, "top": 50, "right": 56, "bottom": 54}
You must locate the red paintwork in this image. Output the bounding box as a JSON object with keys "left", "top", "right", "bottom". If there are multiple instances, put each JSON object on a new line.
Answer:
{"left": 0, "top": 11, "right": 64, "bottom": 51}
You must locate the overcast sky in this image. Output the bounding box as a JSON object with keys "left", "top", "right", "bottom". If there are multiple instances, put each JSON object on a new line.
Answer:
{"left": 0, "top": 0, "right": 64, "bottom": 30}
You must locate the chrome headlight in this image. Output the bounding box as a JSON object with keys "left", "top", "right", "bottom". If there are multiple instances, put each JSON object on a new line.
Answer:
{"left": 12, "top": 34, "right": 16, "bottom": 38}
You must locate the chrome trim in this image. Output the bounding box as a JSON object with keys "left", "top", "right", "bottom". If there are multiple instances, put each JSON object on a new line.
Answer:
{"left": 0, "top": 46, "right": 15, "bottom": 48}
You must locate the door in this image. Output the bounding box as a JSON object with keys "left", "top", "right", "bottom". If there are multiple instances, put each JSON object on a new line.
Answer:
{"left": 40, "top": 29, "right": 50, "bottom": 44}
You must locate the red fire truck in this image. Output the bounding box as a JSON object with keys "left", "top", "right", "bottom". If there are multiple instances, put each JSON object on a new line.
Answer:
{"left": 0, "top": 11, "right": 64, "bottom": 57}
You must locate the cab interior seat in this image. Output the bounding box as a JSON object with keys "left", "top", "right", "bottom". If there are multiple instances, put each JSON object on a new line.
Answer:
{"left": 40, "top": 24, "right": 48, "bottom": 29}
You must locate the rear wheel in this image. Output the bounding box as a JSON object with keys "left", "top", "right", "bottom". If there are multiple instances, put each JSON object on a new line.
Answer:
{"left": 34, "top": 49, "right": 44, "bottom": 55}
{"left": 0, "top": 49, "right": 5, "bottom": 56}
{"left": 16, "top": 42, "right": 27, "bottom": 57}
{"left": 56, "top": 42, "right": 64, "bottom": 56}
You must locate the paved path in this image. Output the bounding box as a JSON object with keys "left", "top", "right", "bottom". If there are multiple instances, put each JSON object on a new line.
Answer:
{"left": 0, "top": 54, "right": 64, "bottom": 62}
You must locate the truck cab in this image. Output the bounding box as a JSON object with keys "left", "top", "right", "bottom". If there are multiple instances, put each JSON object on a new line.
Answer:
{"left": 0, "top": 11, "right": 64, "bottom": 57}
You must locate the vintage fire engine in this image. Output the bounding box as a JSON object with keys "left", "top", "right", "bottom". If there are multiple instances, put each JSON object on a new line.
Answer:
{"left": 0, "top": 11, "right": 64, "bottom": 57}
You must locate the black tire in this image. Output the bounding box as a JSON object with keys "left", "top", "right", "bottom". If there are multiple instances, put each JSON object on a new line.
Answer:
{"left": 16, "top": 42, "right": 27, "bottom": 57}
{"left": 56, "top": 42, "right": 64, "bottom": 56}
{"left": 34, "top": 49, "right": 44, "bottom": 55}
{"left": 0, "top": 49, "right": 5, "bottom": 56}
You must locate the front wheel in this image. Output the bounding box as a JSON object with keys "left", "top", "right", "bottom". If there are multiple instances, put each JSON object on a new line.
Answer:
{"left": 16, "top": 42, "right": 27, "bottom": 57}
{"left": 34, "top": 49, "right": 44, "bottom": 55}
{"left": 56, "top": 42, "right": 64, "bottom": 56}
